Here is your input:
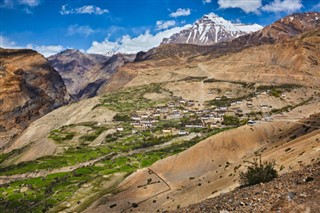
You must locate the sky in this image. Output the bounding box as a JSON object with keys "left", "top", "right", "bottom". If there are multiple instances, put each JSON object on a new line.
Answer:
{"left": 1, "top": 0, "right": 319, "bottom": 56}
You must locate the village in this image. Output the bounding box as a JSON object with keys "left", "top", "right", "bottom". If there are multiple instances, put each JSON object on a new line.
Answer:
{"left": 123, "top": 89, "right": 287, "bottom": 136}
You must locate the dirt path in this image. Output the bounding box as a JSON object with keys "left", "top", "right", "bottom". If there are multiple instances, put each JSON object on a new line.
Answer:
{"left": 121, "top": 168, "right": 172, "bottom": 213}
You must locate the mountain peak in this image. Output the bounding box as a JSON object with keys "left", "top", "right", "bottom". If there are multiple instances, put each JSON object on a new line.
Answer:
{"left": 58, "top": 48, "right": 83, "bottom": 56}
{"left": 162, "top": 13, "right": 262, "bottom": 45}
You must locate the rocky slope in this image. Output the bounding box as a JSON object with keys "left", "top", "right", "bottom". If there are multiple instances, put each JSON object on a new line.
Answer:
{"left": 247, "top": 12, "right": 320, "bottom": 44}
{"left": 0, "top": 48, "right": 69, "bottom": 148}
{"left": 135, "top": 13, "right": 319, "bottom": 65}
{"left": 48, "top": 49, "right": 135, "bottom": 99}
{"left": 176, "top": 162, "right": 320, "bottom": 212}
{"left": 162, "top": 13, "right": 262, "bottom": 45}
{"left": 134, "top": 43, "right": 213, "bottom": 62}
{"left": 197, "top": 12, "right": 320, "bottom": 61}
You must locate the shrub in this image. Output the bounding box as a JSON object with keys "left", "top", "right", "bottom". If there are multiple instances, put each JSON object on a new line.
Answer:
{"left": 48, "top": 131, "right": 74, "bottom": 142}
{"left": 222, "top": 115, "right": 240, "bottom": 126}
{"left": 270, "top": 89, "right": 281, "bottom": 97}
{"left": 240, "top": 157, "right": 278, "bottom": 187}
{"left": 113, "top": 114, "right": 131, "bottom": 122}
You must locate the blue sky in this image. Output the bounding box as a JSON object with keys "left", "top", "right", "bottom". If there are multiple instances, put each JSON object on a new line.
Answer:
{"left": 1, "top": 0, "right": 319, "bottom": 56}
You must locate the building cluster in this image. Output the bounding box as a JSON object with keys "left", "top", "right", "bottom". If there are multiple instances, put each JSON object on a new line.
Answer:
{"left": 126, "top": 90, "right": 285, "bottom": 134}
{"left": 129, "top": 96, "right": 227, "bottom": 133}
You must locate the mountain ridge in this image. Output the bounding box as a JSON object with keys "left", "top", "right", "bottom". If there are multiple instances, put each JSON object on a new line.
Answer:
{"left": 101, "top": 12, "right": 320, "bottom": 94}
{"left": 162, "top": 13, "right": 263, "bottom": 45}
{"left": 48, "top": 49, "right": 136, "bottom": 99}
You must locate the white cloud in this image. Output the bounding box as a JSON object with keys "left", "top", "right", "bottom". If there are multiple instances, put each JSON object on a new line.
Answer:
{"left": 156, "top": 20, "right": 176, "bottom": 30}
{"left": 262, "top": 0, "right": 303, "bottom": 13}
{"left": 26, "top": 44, "right": 65, "bottom": 57}
{"left": 67, "top": 25, "right": 96, "bottom": 37}
{"left": 169, "top": 8, "right": 191, "bottom": 18}
{"left": 218, "top": 0, "right": 262, "bottom": 13}
{"left": 19, "top": 0, "right": 40, "bottom": 7}
{"left": 202, "top": 0, "right": 212, "bottom": 4}
{"left": 87, "top": 24, "right": 192, "bottom": 54}
{"left": 60, "top": 4, "right": 109, "bottom": 15}
{"left": 0, "top": 36, "right": 64, "bottom": 57}
{"left": 1, "top": 0, "right": 40, "bottom": 9}
{"left": 0, "top": 36, "right": 18, "bottom": 48}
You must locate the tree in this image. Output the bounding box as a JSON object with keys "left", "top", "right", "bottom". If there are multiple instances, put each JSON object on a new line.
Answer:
{"left": 240, "top": 156, "right": 278, "bottom": 187}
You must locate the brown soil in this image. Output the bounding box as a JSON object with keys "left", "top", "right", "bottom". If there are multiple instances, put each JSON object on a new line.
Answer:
{"left": 175, "top": 162, "right": 320, "bottom": 213}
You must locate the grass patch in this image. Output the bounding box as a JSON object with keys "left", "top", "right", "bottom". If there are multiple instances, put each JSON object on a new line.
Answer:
{"left": 256, "top": 84, "right": 302, "bottom": 92}
{"left": 48, "top": 130, "right": 75, "bottom": 143}
{"left": 100, "top": 83, "right": 169, "bottom": 113}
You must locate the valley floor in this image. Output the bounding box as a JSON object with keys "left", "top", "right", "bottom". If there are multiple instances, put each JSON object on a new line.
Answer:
{"left": 0, "top": 80, "right": 319, "bottom": 213}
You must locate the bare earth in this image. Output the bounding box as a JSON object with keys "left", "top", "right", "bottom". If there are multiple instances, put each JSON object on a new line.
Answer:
{"left": 176, "top": 162, "right": 320, "bottom": 213}
{"left": 84, "top": 102, "right": 320, "bottom": 212}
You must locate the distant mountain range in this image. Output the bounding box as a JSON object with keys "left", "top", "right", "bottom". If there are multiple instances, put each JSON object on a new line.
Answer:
{"left": 46, "top": 13, "right": 263, "bottom": 98}
{"left": 162, "top": 13, "right": 263, "bottom": 45}
{"left": 106, "top": 12, "right": 320, "bottom": 91}
{"left": 48, "top": 49, "right": 135, "bottom": 99}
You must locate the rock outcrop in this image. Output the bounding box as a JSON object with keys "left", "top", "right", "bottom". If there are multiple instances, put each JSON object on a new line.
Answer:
{"left": 0, "top": 48, "right": 69, "bottom": 148}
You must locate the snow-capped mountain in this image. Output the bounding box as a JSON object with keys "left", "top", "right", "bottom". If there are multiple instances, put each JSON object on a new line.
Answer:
{"left": 162, "top": 13, "right": 262, "bottom": 45}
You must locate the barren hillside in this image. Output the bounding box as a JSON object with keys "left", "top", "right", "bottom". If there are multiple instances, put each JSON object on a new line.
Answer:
{"left": 102, "top": 27, "right": 320, "bottom": 93}
{"left": 0, "top": 49, "right": 69, "bottom": 148}
{"left": 176, "top": 162, "right": 320, "bottom": 212}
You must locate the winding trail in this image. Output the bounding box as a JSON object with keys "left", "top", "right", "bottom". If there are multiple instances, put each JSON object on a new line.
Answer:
{"left": 121, "top": 168, "right": 172, "bottom": 213}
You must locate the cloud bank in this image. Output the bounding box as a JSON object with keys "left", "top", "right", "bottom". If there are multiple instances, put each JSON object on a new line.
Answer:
{"left": 26, "top": 44, "right": 65, "bottom": 57}
{"left": 218, "top": 0, "right": 262, "bottom": 13}
{"left": 262, "top": 0, "right": 303, "bottom": 13}
{"left": 0, "top": 35, "right": 65, "bottom": 57}
{"left": 87, "top": 24, "right": 192, "bottom": 54}
{"left": 217, "top": 0, "right": 303, "bottom": 13}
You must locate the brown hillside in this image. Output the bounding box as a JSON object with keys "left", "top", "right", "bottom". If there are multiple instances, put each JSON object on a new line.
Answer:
{"left": 102, "top": 27, "right": 320, "bottom": 93}
{"left": 176, "top": 162, "right": 320, "bottom": 213}
{"left": 0, "top": 49, "right": 69, "bottom": 148}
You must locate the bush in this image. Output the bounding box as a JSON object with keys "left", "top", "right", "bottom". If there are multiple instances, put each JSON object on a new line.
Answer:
{"left": 270, "top": 89, "right": 281, "bottom": 97}
{"left": 113, "top": 113, "right": 131, "bottom": 122}
{"left": 240, "top": 157, "right": 278, "bottom": 187}
{"left": 222, "top": 115, "right": 240, "bottom": 126}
